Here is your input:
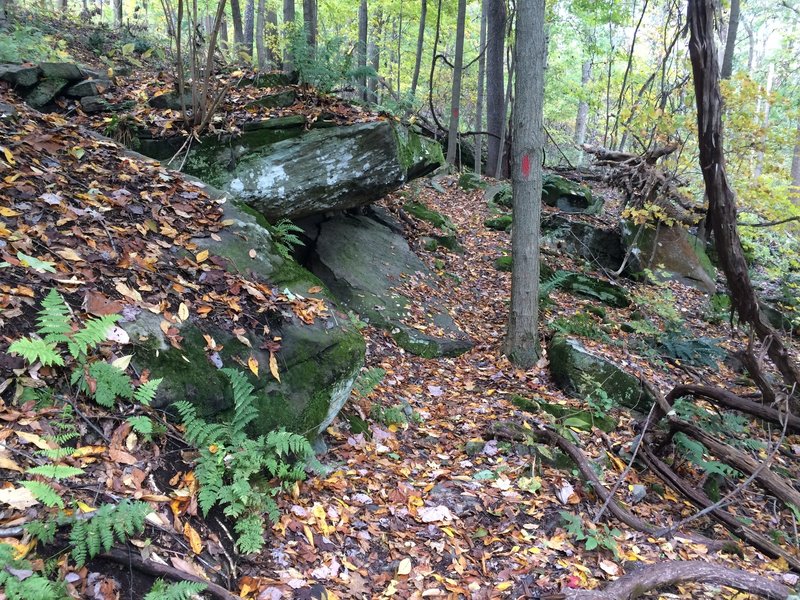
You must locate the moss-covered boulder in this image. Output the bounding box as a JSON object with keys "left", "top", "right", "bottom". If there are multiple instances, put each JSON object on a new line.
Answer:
{"left": 310, "top": 214, "right": 473, "bottom": 358}
{"left": 548, "top": 336, "right": 655, "bottom": 412}
{"left": 560, "top": 273, "right": 630, "bottom": 308}
{"left": 485, "top": 215, "right": 513, "bottom": 231}
{"left": 542, "top": 174, "right": 603, "bottom": 214}
{"left": 542, "top": 215, "right": 628, "bottom": 273}
{"left": 403, "top": 201, "right": 455, "bottom": 231}
{"left": 122, "top": 201, "right": 365, "bottom": 439}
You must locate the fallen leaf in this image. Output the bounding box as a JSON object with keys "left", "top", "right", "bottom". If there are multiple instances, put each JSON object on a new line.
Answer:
{"left": 16, "top": 431, "right": 52, "bottom": 450}
{"left": 248, "top": 355, "right": 259, "bottom": 377}
{"left": 269, "top": 352, "right": 280, "bottom": 382}
{"left": 196, "top": 249, "right": 209, "bottom": 263}
{"left": 397, "top": 558, "right": 412, "bottom": 575}
{"left": 0, "top": 454, "right": 23, "bottom": 473}
{"left": 0, "top": 486, "right": 39, "bottom": 509}
{"left": 418, "top": 505, "right": 453, "bottom": 524}
{"left": 183, "top": 522, "right": 203, "bottom": 554}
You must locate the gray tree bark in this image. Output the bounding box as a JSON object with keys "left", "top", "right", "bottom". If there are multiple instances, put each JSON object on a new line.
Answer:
{"left": 358, "top": 0, "right": 368, "bottom": 101}
{"left": 303, "top": 0, "right": 316, "bottom": 50}
{"left": 504, "top": 0, "right": 545, "bottom": 367}
{"left": 574, "top": 59, "right": 592, "bottom": 149}
{"left": 720, "top": 0, "right": 739, "bottom": 79}
{"left": 368, "top": 11, "right": 382, "bottom": 103}
{"left": 474, "top": 0, "right": 487, "bottom": 175}
{"left": 230, "top": 0, "right": 244, "bottom": 44}
{"left": 445, "top": 0, "right": 467, "bottom": 165}
{"left": 244, "top": 0, "right": 255, "bottom": 59}
{"left": 410, "top": 0, "right": 426, "bottom": 98}
{"left": 792, "top": 121, "right": 800, "bottom": 204}
{"left": 113, "top": 0, "right": 122, "bottom": 26}
{"left": 266, "top": 8, "right": 278, "bottom": 66}
{"left": 283, "top": 0, "right": 294, "bottom": 72}
{"left": 256, "top": 0, "right": 267, "bottom": 68}
{"left": 486, "top": 0, "right": 506, "bottom": 178}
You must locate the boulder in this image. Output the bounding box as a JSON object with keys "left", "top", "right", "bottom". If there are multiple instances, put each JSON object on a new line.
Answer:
{"left": 485, "top": 215, "right": 513, "bottom": 231}
{"left": 39, "top": 62, "right": 84, "bottom": 81}
{"left": 65, "top": 78, "right": 112, "bottom": 98}
{"left": 0, "top": 64, "right": 41, "bottom": 87}
{"left": 542, "top": 215, "right": 628, "bottom": 272}
{"left": 80, "top": 95, "right": 111, "bottom": 113}
{"left": 560, "top": 273, "right": 630, "bottom": 308}
{"left": 122, "top": 198, "right": 365, "bottom": 440}
{"left": 542, "top": 174, "right": 603, "bottom": 214}
{"left": 246, "top": 90, "right": 296, "bottom": 108}
{"left": 622, "top": 221, "right": 716, "bottom": 293}
{"left": 24, "top": 78, "right": 69, "bottom": 109}
{"left": 148, "top": 91, "right": 195, "bottom": 110}
{"left": 0, "top": 101, "right": 17, "bottom": 121}
{"left": 548, "top": 336, "right": 655, "bottom": 412}
{"left": 310, "top": 214, "right": 473, "bottom": 358}
{"left": 221, "top": 121, "right": 443, "bottom": 221}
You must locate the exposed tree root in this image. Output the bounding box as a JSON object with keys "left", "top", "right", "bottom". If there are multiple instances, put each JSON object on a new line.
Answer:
{"left": 547, "top": 560, "right": 791, "bottom": 599}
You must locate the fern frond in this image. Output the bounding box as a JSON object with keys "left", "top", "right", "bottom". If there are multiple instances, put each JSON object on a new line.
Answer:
{"left": 223, "top": 368, "right": 258, "bottom": 439}
{"left": 38, "top": 446, "right": 76, "bottom": 460}
{"left": 86, "top": 361, "right": 133, "bottom": 407}
{"left": 70, "top": 500, "right": 150, "bottom": 566}
{"left": 127, "top": 416, "right": 154, "bottom": 435}
{"left": 25, "top": 519, "right": 57, "bottom": 544}
{"left": 26, "top": 465, "right": 85, "bottom": 480}
{"left": 233, "top": 514, "right": 265, "bottom": 553}
{"left": 144, "top": 579, "right": 208, "bottom": 600}
{"left": 539, "top": 270, "right": 574, "bottom": 298}
{"left": 21, "top": 481, "right": 64, "bottom": 508}
{"left": 134, "top": 378, "right": 162, "bottom": 405}
{"left": 68, "top": 315, "right": 119, "bottom": 357}
{"left": 8, "top": 337, "right": 64, "bottom": 367}
{"left": 174, "top": 401, "right": 224, "bottom": 447}
{"left": 36, "top": 289, "right": 73, "bottom": 341}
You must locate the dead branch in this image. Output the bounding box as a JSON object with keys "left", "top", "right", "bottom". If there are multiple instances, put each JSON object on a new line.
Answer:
{"left": 552, "top": 560, "right": 791, "bottom": 599}
{"left": 739, "top": 215, "right": 800, "bottom": 228}
{"left": 101, "top": 547, "right": 239, "bottom": 600}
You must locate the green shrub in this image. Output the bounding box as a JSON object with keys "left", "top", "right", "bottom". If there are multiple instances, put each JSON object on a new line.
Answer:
{"left": 0, "top": 25, "right": 70, "bottom": 63}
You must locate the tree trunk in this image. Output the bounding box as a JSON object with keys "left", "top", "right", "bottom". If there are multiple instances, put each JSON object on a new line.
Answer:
{"left": 358, "top": 0, "right": 368, "bottom": 102}
{"left": 504, "top": 0, "right": 545, "bottom": 368}
{"left": 486, "top": 0, "right": 506, "bottom": 178}
{"left": 368, "top": 11, "right": 382, "bottom": 104}
{"left": 395, "top": 9, "right": 402, "bottom": 95}
{"left": 474, "top": 0, "right": 487, "bottom": 175}
{"left": 445, "top": 0, "right": 466, "bottom": 165}
{"left": 283, "top": 0, "right": 294, "bottom": 72}
{"left": 720, "top": 0, "right": 739, "bottom": 79}
{"left": 410, "top": 0, "right": 426, "bottom": 98}
{"left": 574, "top": 60, "right": 592, "bottom": 153}
{"left": 113, "top": 0, "right": 122, "bottom": 27}
{"left": 244, "top": 0, "right": 255, "bottom": 59}
{"left": 303, "top": 0, "right": 316, "bottom": 50}
{"left": 791, "top": 121, "right": 800, "bottom": 204}
{"left": 230, "top": 0, "right": 244, "bottom": 44}
{"left": 266, "top": 8, "right": 278, "bottom": 66}
{"left": 256, "top": 0, "right": 267, "bottom": 69}
{"left": 60, "top": 0, "right": 67, "bottom": 13}
{"left": 687, "top": 0, "right": 800, "bottom": 393}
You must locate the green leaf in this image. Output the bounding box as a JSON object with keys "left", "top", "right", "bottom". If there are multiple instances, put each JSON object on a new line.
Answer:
{"left": 585, "top": 537, "right": 599, "bottom": 550}
{"left": 21, "top": 481, "right": 64, "bottom": 508}
{"left": 26, "top": 465, "right": 85, "bottom": 480}
{"left": 87, "top": 361, "right": 133, "bottom": 407}
{"left": 127, "top": 416, "right": 153, "bottom": 435}
{"left": 133, "top": 378, "right": 162, "bottom": 405}
{"left": 17, "top": 252, "right": 56, "bottom": 273}
{"left": 8, "top": 337, "right": 63, "bottom": 367}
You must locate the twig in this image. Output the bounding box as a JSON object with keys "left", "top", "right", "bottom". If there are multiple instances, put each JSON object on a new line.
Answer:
{"left": 738, "top": 215, "right": 800, "bottom": 228}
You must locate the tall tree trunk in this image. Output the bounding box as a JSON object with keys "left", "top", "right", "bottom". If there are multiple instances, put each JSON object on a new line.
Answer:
{"left": 0, "top": 0, "right": 8, "bottom": 29}
{"left": 368, "top": 11, "right": 382, "bottom": 103}
{"left": 219, "top": 17, "right": 229, "bottom": 54}
{"left": 687, "top": 0, "right": 800, "bottom": 393}
{"left": 494, "top": 48, "right": 515, "bottom": 179}
{"left": 244, "top": 0, "right": 255, "bottom": 59}
{"left": 230, "top": 0, "right": 244, "bottom": 44}
{"left": 720, "top": 0, "right": 739, "bottom": 79}
{"left": 358, "top": 0, "right": 368, "bottom": 101}
{"left": 256, "top": 0, "right": 267, "bottom": 69}
{"left": 283, "top": 0, "right": 294, "bottom": 72}
{"left": 486, "top": 0, "right": 506, "bottom": 178}
{"left": 474, "top": 0, "right": 487, "bottom": 175}
{"left": 396, "top": 8, "right": 402, "bottom": 95}
{"left": 791, "top": 121, "right": 800, "bottom": 205}
{"left": 574, "top": 60, "right": 592, "bottom": 154}
{"left": 504, "top": 0, "right": 545, "bottom": 367}
{"left": 266, "top": 8, "right": 278, "bottom": 66}
{"left": 446, "top": 0, "right": 467, "bottom": 165}
{"left": 113, "top": 0, "right": 122, "bottom": 27}
{"left": 303, "top": 0, "right": 316, "bottom": 50}
{"left": 410, "top": 0, "right": 426, "bottom": 98}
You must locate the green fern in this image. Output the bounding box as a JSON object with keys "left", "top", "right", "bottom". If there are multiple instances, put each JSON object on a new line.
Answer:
{"left": 0, "top": 543, "right": 65, "bottom": 600}
{"left": 268, "top": 219, "right": 305, "bottom": 259}
{"left": 21, "top": 481, "right": 64, "bottom": 508}
{"left": 36, "top": 289, "right": 73, "bottom": 341}
{"left": 70, "top": 500, "right": 151, "bottom": 566}
{"left": 539, "top": 270, "right": 574, "bottom": 298}
{"left": 134, "top": 378, "right": 163, "bottom": 405}
{"left": 84, "top": 361, "right": 134, "bottom": 407}
{"left": 38, "top": 446, "right": 77, "bottom": 461}
{"left": 25, "top": 519, "right": 58, "bottom": 544}
{"left": 144, "top": 579, "right": 208, "bottom": 600}
{"left": 8, "top": 337, "right": 63, "bottom": 367}
{"left": 27, "top": 465, "right": 85, "bottom": 480}
{"left": 67, "top": 315, "right": 119, "bottom": 357}
{"left": 127, "top": 415, "right": 154, "bottom": 435}
{"left": 223, "top": 368, "right": 258, "bottom": 443}
{"left": 354, "top": 367, "right": 385, "bottom": 397}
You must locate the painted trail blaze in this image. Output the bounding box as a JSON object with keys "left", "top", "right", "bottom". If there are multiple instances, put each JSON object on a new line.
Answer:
{"left": 521, "top": 154, "right": 531, "bottom": 178}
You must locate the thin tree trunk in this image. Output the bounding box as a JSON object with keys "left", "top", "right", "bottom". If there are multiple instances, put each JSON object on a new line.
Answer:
{"left": 303, "top": 0, "right": 316, "bottom": 50}
{"left": 283, "top": 0, "right": 294, "bottom": 72}
{"left": 358, "top": 0, "right": 368, "bottom": 101}
{"left": 753, "top": 63, "right": 773, "bottom": 178}
{"left": 368, "top": 11, "right": 382, "bottom": 103}
{"left": 396, "top": 9, "right": 402, "bottom": 95}
{"left": 256, "top": 0, "right": 267, "bottom": 69}
{"left": 230, "top": 0, "right": 244, "bottom": 44}
{"left": 0, "top": 0, "right": 8, "bottom": 29}
{"left": 219, "top": 17, "right": 229, "bottom": 54}
{"left": 574, "top": 59, "right": 592, "bottom": 161}
{"left": 504, "top": 0, "right": 545, "bottom": 367}
{"left": 474, "top": 0, "right": 487, "bottom": 175}
{"left": 612, "top": 0, "right": 649, "bottom": 150}
{"left": 410, "top": 0, "right": 426, "bottom": 98}
{"left": 244, "top": 0, "right": 255, "bottom": 59}
{"left": 266, "top": 8, "right": 278, "bottom": 66}
{"left": 687, "top": 0, "right": 800, "bottom": 393}
{"left": 791, "top": 121, "right": 800, "bottom": 204}
{"left": 446, "top": 0, "right": 467, "bottom": 165}
{"left": 720, "top": 0, "right": 739, "bottom": 79}
{"left": 486, "top": 0, "right": 506, "bottom": 177}
{"left": 113, "top": 0, "right": 122, "bottom": 26}
{"left": 494, "top": 47, "right": 514, "bottom": 179}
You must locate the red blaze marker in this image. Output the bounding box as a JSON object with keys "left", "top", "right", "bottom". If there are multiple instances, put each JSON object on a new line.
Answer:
{"left": 521, "top": 154, "right": 531, "bottom": 178}
{"left": 453, "top": 108, "right": 459, "bottom": 118}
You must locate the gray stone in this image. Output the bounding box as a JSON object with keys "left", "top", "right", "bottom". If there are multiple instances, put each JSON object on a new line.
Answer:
{"left": 311, "top": 214, "right": 473, "bottom": 358}
{"left": 548, "top": 335, "right": 655, "bottom": 412}
{"left": 39, "top": 62, "right": 84, "bottom": 81}
{"left": 222, "top": 121, "right": 443, "bottom": 221}
{"left": 542, "top": 174, "right": 603, "bottom": 214}
{"left": 246, "top": 90, "right": 296, "bottom": 108}
{"left": 24, "top": 78, "right": 69, "bottom": 109}
{"left": 0, "top": 101, "right": 18, "bottom": 121}
{"left": 80, "top": 95, "right": 111, "bottom": 113}
{"left": 0, "top": 64, "right": 41, "bottom": 87}
{"left": 242, "top": 114, "right": 307, "bottom": 131}
{"left": 65, "top": 78, "right": 111, "bottom": 98}
{"left": 542, "top": 215, "right": 628, "bottom": 272}
{"left": 148, "top": 91, "right": 195, "bottom": 110}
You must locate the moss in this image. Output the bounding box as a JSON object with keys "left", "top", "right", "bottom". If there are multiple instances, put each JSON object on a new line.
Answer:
{"left": 495, "top": 256, "right": 513, "bottom": 272}
{"left": 485, "top": 215, "right": 513, "bottom": 231}
{"left": 392, "top": 123, "right": 444, "bottom": 171}
{"left": 403, "top": 201, "right": 455, "bottom": 231}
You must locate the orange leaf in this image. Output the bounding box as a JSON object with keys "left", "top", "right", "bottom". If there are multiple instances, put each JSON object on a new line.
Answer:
{"left": 183, "top": 522, "right": 203, "bottom": 554}
{"left": 269, "top": 352, "right": 280, "bottom": 383}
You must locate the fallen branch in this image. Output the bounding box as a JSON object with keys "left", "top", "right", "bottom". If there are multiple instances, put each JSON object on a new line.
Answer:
{"left": 101, "top": 547, "right": 239, "bottom": 600}
{"left": 738, "top": 215, "right": 800, "bottom": 228}
{"left": 552, "top": 560, "right": 791, "bottom": 599}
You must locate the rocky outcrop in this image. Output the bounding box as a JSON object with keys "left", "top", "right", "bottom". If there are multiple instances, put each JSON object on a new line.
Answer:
{"left": 309, "top": 214, "right": 473, "bottom": 358}
{"left": 0, "top": 61, "right": 113, "bottom": 110}
{"left": 548, "top": 336, "right": 655, "bottom": 412}
{"left": 542, "top": 174, "right": 604, "bottom": 214}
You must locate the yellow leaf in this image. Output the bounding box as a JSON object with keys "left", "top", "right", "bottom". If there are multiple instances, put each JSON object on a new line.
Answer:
{"left": 0, "top": 454, "right": 23, "bottom": 472}
{"left": 303, "top": 524, "right": 314, "bottom": 546}
{"left": 307, "top": 286, "right": 323, "bottom": 294}
{"left": 178, "top": 302, "right": 190, "bottom": 322}
{"left": 248, "top": 355, "right": 259, "bottom": 377}
{"left": 0, "top": 145, "right": 15, "bottom": 165}
{"left": 16, "top": 431, "right": 52, "bottom": 450}
{"left": 397, "top": 558, "right": 412, "bottom": 575}
{"left": 111, "top": 355, "right": 132, "bottom": 370}
{"left": 72, "top": 446, "right": 106, "bottom": 458}
{"left": 269, "top": 352, "right": 280, "bottom": 382}
{"left": 77, "top": 501, "right": 97, "bottom": 513}
{"left": 195, "top": 249, "right": 209, "bottom": 263}
{"left": 495, "top": 582, "right": 513, "bottom": 591}
{"left": 183, "top": 522, "right": 203, "bottom": 554}
{"left": 0, "top": 206, "right": 20, "bottom": 217}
